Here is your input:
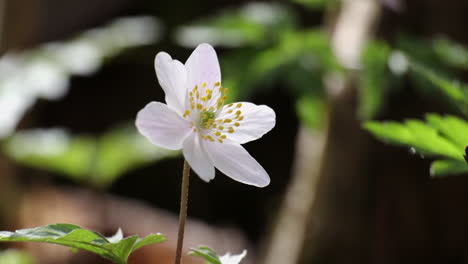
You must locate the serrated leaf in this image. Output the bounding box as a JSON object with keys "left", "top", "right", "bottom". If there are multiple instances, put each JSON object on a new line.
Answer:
{"left": 365, "top": 114, "right": 468, "bottom": 177}
{"left": 0, "top": 224, "right": 166, "bottom": 264}
{"left": 190, "top": 246, "right": 221, "bottom": 264}
{"left": 364, "top": 118, "right": 463, "bottom": 161}
{"left": 364, "top": 121, "right": 414, "bottom": 145}
{"left": 404, "top": 119, "right": 461, "bottom": 160}
{"left": 430, "top": 160, "right": 468, "bottom": 178}
{"left": 426, "top": 113, "right": 468, "bottom": 147}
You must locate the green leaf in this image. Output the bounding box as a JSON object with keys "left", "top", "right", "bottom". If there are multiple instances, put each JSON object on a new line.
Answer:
{"left": 365, "top": 114, "right": 468, "bottom": 177}
{"left": 290, "top": 0, "right": 338, "bottom": 9}
{"left": 190, "top": 246, "right": 221, "bottom": 264}
{"left": 0, "top": 224, "right": 166, "bottom": 264}
{"left": 364, "top": 121, "right": 414, "bottom": 145}
{"left": 409, "top": 62, "right": 468, "bottom": 117}
{"left": 296, "top": 95, "right": 327, "bottom": 130}
{"left": 425, "top": 113, "right": 468, "bottom": 147}
{"left": 0, "top": 250, "right": 37, "bottom": 264}
{"left": 432, "top": 37, "right": 468, "bottom": 70}
{"left": 359, "top": 41, "right": 391, "bottom": 120}
{"left": 2, "top": 126, "right": 179, "bottom": 188}
{"left": 430, "top": 160, "right": 468, "bottom": 178}
{"left": 364, "top": 118, "right": 463, "bottom": 161}
{"left": 175, "top": 2, "right": 297, "bottom": 48}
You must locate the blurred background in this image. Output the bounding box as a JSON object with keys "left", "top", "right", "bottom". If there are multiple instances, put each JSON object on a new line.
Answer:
{"left": 1, "top": 0, "right": 468, "bottom": 263}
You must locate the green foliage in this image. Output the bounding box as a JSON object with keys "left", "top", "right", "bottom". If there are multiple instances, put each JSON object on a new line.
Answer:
{"left": 359, "top": 41, "right": 391, "bottom": 120}
{"left": 291, "top": 0, "right": 338, "bottom": 9}
{"left": 175, "top": 2, "right": 342, "bottom": 132}
{"left": 410, "top": 63, "right": 468, "bottom": 117}
{"left": 223, "top": 29, "right": 340, "bottom": 100}
{"left": 432, "top": 37, "right": 468, "bottom": 70}
{"left": 364, "top": 114, "right": 468, "bottom": 177}
{"left": 2, "top": 126, "right": 179, "bottom": 188}
{"left": 176, "top": 2, "right": 297, "bottom": 48}
{"left": 395, "top": 36, "right": 468, "bottom": 113}
{"left": 296, "top": 95, "right": 327, "bottom": 130}
{"left": 430, "top": 160, "right": 468, "bottom": 177}
{"left": 0, "top": 250, "right": 37, "bottom": 264}
{"left": 190, "top": 246, "right": 222, "bottom": 264}
{"left": 0, "top": 224, "right": 165, "bottom": 264}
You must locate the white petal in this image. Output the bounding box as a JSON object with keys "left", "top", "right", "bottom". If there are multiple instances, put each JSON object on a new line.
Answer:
{"left": 135, "top": 102, "right": 191, "bottom": 150}
{"left": 185, "top": 43, "right": 222, "bottom": 100}
{"left": 220, "top": 102, "right": 275, "bottom": 144}
{"left": 219, "top": 250, "right": 247, "bottom": 264}
{"left": 183, "top": 133, "right": 215, "bottom": 182}
{"left": 154, "top": 52, "right": 187, "bottom": 114}
{"left": 203, "top": 141, "right": 270, "bottom": 187}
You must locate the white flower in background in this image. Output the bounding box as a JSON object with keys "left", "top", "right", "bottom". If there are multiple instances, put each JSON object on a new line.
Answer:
{"left": 219, "top": 250, "right": 247, "bottom": 264}
{"left": 136, "top": 43, "right": 275, "bottom": 187}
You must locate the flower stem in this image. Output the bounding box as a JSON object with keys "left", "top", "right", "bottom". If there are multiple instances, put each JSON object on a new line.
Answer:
{"left": 175, "top": 160, "right": 190, "bottom": 264}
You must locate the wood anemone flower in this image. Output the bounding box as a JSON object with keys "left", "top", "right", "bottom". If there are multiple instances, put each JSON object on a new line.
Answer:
{"left": 136, "top": 43, "right": 275, "bottom": 187}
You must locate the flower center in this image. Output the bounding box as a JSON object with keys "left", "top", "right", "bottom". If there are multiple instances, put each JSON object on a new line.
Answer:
{"left": 183, "top": 81, "right": 243, "bottom": 143}
{"left": 199, "top": 110, "right": 216, "bottom": 129}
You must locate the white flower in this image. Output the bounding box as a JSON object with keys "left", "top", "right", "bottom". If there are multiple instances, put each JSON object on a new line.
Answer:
{"left": 219, "top": 250, "right": 247, "bottom": 264}
{"left": 135, "top": 43, "right": 275, "bottom": 187}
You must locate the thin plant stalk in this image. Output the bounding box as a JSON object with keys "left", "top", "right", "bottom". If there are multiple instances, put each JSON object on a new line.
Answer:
{"left": 175, "top": 160, "right": 191, "bottom": 264}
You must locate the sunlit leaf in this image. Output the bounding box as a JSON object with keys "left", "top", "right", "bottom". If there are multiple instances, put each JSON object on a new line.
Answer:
{"left": 3, "top": 126, "right": 179, "bottom": 188}
{"left": 365, "top": 114, "right": 468, "bottom": 177}
{"left": 2, "top": 128, "right": 94, "bottom": 180}
{"left": 0, "top": 224, "right": 165, "bottom": 264}
{"left": 430, "top": 160, "right": 468, "bottom": 178}
{"left": 364, "top": 119, "right": 463, "bottom": 160}
{"left": 425, "top": 113, "right": 468, "bottom": 147}
{"left": 0, "top": 250, "right": 37, "bottom": 264}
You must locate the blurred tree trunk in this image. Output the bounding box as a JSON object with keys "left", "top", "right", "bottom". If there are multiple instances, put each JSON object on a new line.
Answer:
{"left": 262, "top": 1, "right": 381, "bottom": 264}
